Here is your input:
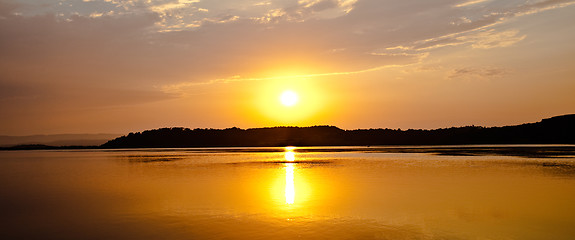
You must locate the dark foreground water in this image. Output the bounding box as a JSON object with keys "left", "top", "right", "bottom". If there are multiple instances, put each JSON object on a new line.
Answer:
{"left": 1, "top": 146, "right": 575, "bottom": 239}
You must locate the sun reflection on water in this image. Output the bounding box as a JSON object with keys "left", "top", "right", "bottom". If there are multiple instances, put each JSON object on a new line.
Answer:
{"left": 285, "top": 147, "right": 296, "bottom": 204}
{"left": 285, "top": 151, "right": 295, "bottom": 162}
{"left": 285, "top": 163, "right": 295, "bottom": 204}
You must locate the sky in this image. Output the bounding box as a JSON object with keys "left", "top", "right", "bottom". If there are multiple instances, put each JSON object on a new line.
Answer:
{"left": 0, "top": 0, "right": 574, "bottom": 135}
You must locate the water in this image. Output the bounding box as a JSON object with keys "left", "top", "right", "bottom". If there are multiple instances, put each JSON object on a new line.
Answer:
{"left": 1, "top": 146, "right": 575, "bottom": 239}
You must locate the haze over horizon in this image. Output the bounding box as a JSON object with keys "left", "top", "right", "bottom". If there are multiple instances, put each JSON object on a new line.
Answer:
{"left": 1, "top": 0, "right": 574, "bottom": 135}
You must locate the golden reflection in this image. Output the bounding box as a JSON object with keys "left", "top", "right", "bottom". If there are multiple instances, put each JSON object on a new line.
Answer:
{"left": 284, "top": 146, "right": 296, "bottom": 204}
{"left": 284, "top": 151, "right": 295, "bottom": 162}
{"left": 272, "top": 146, "right": 312, "bottom": 208}
{"left": 285, "top": 163, "right": 295, "bottom": 204}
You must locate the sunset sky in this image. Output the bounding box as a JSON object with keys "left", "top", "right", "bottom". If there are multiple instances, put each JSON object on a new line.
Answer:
{"left": 1, "top": 0, "right": 574, "bottom": 135}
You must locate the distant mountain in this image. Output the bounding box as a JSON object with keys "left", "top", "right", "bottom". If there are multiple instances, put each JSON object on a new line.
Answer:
{"left": 0, "top": 134, "right": 121, "bottom": 147}
{"left": 101, "top": 114, "right": 575, "bottom": 148}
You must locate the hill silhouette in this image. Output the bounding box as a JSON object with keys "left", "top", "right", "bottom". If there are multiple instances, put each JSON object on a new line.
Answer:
{"left": 101, "top": 114, "right": 575, "bottom": 148}
{"left": 0, "top": 133, "right": 119, "bottom": 147}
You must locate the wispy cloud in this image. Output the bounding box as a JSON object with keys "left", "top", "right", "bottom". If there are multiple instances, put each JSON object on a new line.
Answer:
{"left": 382, "top": 0, "right": 573, "bottom": 54}
{"left": 448, "top": 67, "right": 509, "bottom": 79}
{"left": 395, "top": 29, "right": 526, "bottom": 51}
{"left": 454, "top": 0, "right": 489, "bottom": 8}
{"left": 468, "top": 30, "right": 526, "bottom": 49}
{"left": 161, "top": 61, "right": 421, "bottom": 94}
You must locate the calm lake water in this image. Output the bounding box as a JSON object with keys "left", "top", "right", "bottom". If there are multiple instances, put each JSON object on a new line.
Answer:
{"left": 1, "top": 146, "right": 575, "bottom": 239}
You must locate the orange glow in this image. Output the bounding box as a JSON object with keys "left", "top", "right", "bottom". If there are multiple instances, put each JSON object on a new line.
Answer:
{"left": 253, "top": 78, "right": 327, "bottom": 125}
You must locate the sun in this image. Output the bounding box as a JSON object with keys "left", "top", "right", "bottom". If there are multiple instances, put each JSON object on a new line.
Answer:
{"left": 253, "top": 79, "right": 326, "bottom": 124}
{"left": 280, "top": 90, "right": 299, "bottom": 107}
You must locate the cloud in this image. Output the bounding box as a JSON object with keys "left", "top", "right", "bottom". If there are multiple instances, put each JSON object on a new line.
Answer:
{"left": 161, "top": 51, "right": 428, "bottom": 94}
{"left": 467, "top": 30, "right": 526, "bottom": 49}
{"left": 251, "top": 0, "right": 357, "bottom": 24}
{"left": 0, "top": 0, "right": 573, "bottom": 95}
{"left": 454, "top": 0, "right": 489, "bottom": 8}
{"left": 381, "top": 0, "right": 573, "bottom": 53}
{"left": 393, "top": 29, "right": 526, "bottom": 51}
{"left": 448, "top": 67, "right": 509, "bottom": 79}
{"left": 514, "top": 0, "right": 575, "bottom": 16}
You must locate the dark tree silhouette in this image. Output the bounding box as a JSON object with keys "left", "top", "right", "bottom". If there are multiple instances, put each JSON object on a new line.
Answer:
{"left": 100, "top": 114, "right": 575, "bottom": 148}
